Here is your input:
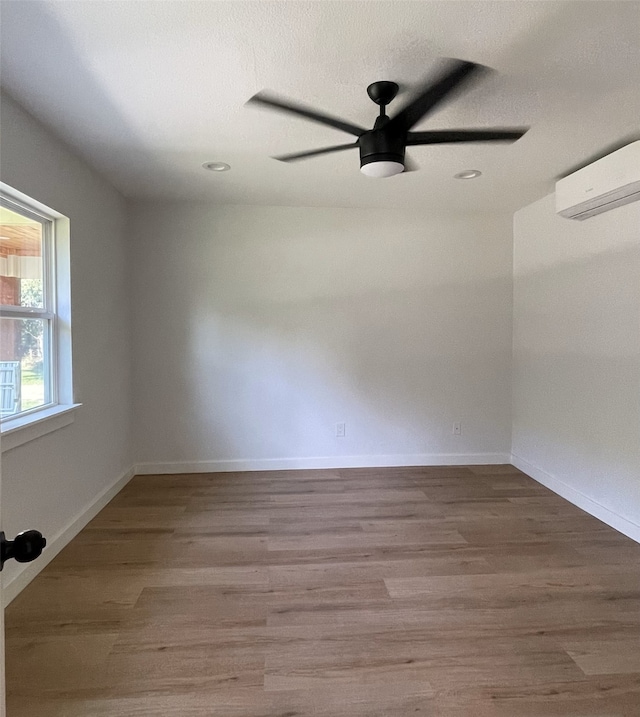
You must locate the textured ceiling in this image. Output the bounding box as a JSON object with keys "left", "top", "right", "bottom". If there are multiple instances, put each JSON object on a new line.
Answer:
{"left": 1, "top": 1, "right": 639, "bottom": 212}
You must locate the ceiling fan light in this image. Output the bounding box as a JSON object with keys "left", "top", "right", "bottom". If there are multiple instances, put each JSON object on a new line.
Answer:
{"left": 360, "top": 161, "right": 405, "bottom": 178}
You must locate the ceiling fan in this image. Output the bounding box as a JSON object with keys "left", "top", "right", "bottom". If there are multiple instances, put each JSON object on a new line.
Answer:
{"left": 247, "top": 59, "right": 528, "bottom": 178}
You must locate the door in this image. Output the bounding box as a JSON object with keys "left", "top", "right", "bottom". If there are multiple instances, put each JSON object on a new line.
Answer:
{"left": 0, "top": 441, "right": 47, "bottom": 717}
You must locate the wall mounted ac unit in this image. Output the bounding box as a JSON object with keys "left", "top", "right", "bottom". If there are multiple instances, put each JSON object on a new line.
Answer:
{"left": 555, "top": 140, "right": 640, "bottom": 220}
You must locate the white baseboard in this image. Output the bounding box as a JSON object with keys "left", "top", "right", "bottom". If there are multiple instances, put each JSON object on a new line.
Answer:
{"left": 2, "top": 465, "right": 136, "bottom": 606}
{"left": 135, "top": 452, "right": 511, "bottom": 475}
{"left": 511, "top": 454, "right": 640, "bottom": 544}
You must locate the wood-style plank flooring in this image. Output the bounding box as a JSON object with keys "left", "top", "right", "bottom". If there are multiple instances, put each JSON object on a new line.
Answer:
{"left": 5, "top": 465, "right": 640, "bottom": 716}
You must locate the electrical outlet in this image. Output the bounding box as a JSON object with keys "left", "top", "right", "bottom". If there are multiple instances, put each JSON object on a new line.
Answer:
{"left": 335, "top": 422, "right": 346, "bottom": 438}
{"left": 453, "top": 421, "right": 462, "bottom": 436}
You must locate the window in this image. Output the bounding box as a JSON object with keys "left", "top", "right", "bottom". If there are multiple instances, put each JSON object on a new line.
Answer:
{"left": 0, "top": 185, "right": 75, "bottom": 442}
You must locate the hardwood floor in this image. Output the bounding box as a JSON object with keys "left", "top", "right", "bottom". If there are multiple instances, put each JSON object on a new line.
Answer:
{"left": 5, "top": 465, "right": 640, "bottom": 716}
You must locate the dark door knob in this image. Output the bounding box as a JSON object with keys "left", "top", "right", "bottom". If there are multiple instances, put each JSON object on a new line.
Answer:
{"left": 0, "top": 530, "right": 46, "bottom": 571}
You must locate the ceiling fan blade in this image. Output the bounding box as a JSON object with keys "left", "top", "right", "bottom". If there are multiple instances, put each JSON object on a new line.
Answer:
{"left": 388, "top": 59, "right": 486, "bottom": 132}
{"left": 402, "top": 154, "right": 419, "bottom": 172}
{"left": 274, "top": 143, "right": 359, "bottom": 162}
{"left": 407, "top": 128, "right": 528, "bottom": 145}
{"left": 247, "top": 92, "right": 366, "bottom": 137}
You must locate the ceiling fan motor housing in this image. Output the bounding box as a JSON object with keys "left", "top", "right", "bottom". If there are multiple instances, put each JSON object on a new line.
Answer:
{"left": 358, "top": 128, "right": 406, "bottom": 169}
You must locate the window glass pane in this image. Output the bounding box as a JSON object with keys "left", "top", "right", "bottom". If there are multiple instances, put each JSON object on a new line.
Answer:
{"left": 0, "top": 205, "right": 44, "bottom": 309}
{"left": 0, "top": 317, "right": 50, "bottom": 416}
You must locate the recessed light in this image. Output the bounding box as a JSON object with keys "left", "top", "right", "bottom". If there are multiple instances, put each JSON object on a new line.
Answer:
{"left": 454, "top": 169, "right": 482, "bottom": 179}
{"left": 202, "top": 161, "right": 231, "bottom": 172}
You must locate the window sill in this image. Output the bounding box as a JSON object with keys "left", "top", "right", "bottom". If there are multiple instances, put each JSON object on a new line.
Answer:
{"left": 1, "top": 404, "right": 82, "bottom": 453}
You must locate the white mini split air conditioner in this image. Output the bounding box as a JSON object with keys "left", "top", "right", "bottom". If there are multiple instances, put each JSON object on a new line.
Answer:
{"left": 555, "top": 140, "right": 640, "bottom": 220}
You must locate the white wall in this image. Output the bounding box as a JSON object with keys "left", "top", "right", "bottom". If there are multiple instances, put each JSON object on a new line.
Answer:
{"left": 512, "top": 195, "right": 640, "bottom": 541}
{"left": 0, "top": 93, "right": 134, "bottom": 601}
{"left": 131, "top": 203, "right": 513, "bottom": 471}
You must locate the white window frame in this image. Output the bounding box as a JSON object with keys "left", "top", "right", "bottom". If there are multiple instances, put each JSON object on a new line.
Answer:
{"left": 0, "top": 184, "right": 79, "bottom": 451}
